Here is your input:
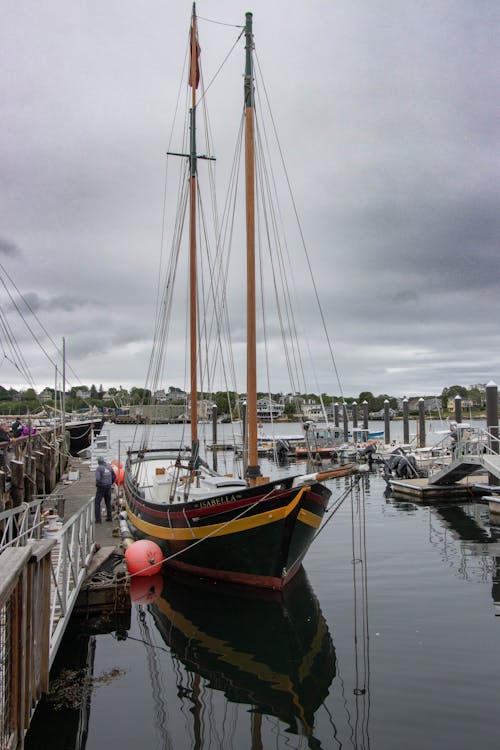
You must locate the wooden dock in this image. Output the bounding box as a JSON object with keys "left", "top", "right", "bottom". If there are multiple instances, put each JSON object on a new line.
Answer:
{"left": 49, "top": 455, "right": 129, "bottom": 613}
{"left": 0, "top": 455, "right": 130, "bottom": 748}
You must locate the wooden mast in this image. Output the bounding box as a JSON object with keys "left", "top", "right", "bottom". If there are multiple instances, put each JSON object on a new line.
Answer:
{"left": 189, "top": 3, "right": 199, "bottom": 464}
{"left": 244, "top": 12, "right": 261, "bottom": 483}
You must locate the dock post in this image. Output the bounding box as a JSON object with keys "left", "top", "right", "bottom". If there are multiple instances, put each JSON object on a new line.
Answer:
{"left": 342, "top": 404, "right": 349, "bottom": 442}
{"left": 334, "top": 403, "right": 339, "bottom": 428}
{"left": 34, "top": 451, "right": 45, "bottom": 494}
{"left": 403, "top": 398, "right": 410, "bottom": 443}
{"left": 418, "top": 398, "right": 426, "bottom": 447}
{"left": 212, "top": 404, "right": 218, "bottom": 472}
{"left": 362, "top": 401, "right": 369, "bottom": 430}
{"left": 454, "top": 395, "right": 462, "bottom": 424}
{"left": 43, "top": 446, "right": 52, "bottom": 493}
{"left": 352, "top": 402, "right": 358, "bottom": 430}
{"left": 486, "top": 381, "right": 499, "bottom": 485}
{"left": 10, "top": 459, "right": 25, "bottom": 506}
{"left": 384, "top": 400, "right": 390, "bottom": 444}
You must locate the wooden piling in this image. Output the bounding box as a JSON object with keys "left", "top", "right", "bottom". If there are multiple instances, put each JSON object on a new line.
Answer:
{"left": 486, "top": 381, "right": 499, "bottom": 486}
{"left": 10, "top": 459, "right": 25, "bottom": 506}
{"left": 403, "top": 398, "right": 410, "bottom": 443}
{"left": 418, "top": 398, "right": 426, "bottom": 448}
{"left": 362, "top": 401, "right": 369, "bottom": 430}
{"left": 384, "top": 400, "right": 390, "bottom": 444}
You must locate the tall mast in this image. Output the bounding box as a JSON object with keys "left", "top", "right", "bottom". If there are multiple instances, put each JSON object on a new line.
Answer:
{"left": 189, "top": 3, "right": 199, "bottom": 463}
{"left": 244, "top": 12, "right": 261, "bottom": 483}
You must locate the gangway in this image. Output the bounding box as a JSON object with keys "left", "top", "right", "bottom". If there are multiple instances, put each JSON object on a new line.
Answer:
{"left": 428, "top": 458, "right": 483, "bottom": 486}
{"left": 428, "top": 426, "right": 500, "bottom": 486}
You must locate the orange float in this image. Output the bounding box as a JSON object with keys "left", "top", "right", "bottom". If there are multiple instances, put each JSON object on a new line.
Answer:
{"left": 111, "top": 460, "right": 125, "bottom": 485}
{"left": 129, "top": 573, "right": 163, "bottom": 604}
{"left": 125, "top": 539, "right": 163, "bottom": 577}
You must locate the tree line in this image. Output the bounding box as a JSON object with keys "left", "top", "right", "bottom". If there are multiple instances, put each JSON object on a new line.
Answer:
{"left": 0, "top": 383, "right": 487, "bottom": 416}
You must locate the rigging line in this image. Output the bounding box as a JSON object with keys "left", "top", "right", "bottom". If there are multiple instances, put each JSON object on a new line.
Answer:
{"left": 254, "top": 52, "right": 345, "bottom": 401}
{"left": 128, "top": 485, "right": 282, "bottom": 577}
{"left": 360, "top": 480, "right": 372, "bottom": 748}
{"left": 0, "top": 278, "right": 58, "bottom": 381}
{"left": 153, "top": 40, "right": 191, "bottom": 336}
{"left": 197, "top": 15, "right": 244, "bottom": 29}
{"left": 196, "top": 27, "right": 245, "bottom": 106}
{"left": 254, "top": 80, "right": 323, "bottom": 400}
{"left": 311, "top": 475, "right": 362, "bottom": 542}
{"left": 253, "top": 99, "right": 309, "bottom": 394}
{"left": 0, "top": 312, "right": 37, "bottom": 390}
{"left": 253, "top": 117, "right": 305, "bottom": 394}
{"left": 197, "top": 118, "right": 245, "bottom": 424}
{"left": 0, "top": 263, "right": 84, "bottom": 390}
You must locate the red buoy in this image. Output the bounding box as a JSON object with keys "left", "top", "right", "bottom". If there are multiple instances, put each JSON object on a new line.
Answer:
{"left": 130, "top": 573, "right": 163, "bottom": 604}
{"left": 125, "top": 540, "right": 163, "bottom": 577}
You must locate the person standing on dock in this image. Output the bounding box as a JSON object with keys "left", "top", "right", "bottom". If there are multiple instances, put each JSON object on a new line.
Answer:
{"left": 0, "top": 423, "right": 11, "bottom": 469}
{"left": 94, "top": 456, "right": 116, "bottom": 523}
{"left": 11, "top": 417, "right": 23, "bottom": 438}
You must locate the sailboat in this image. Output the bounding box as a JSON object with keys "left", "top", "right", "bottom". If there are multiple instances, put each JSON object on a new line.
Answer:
{"left": 123, "top": 6, "right": 356, "bottom": 589}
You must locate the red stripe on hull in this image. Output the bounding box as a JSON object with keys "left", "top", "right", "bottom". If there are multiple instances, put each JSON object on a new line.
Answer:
{"left": 166, "top": 556, "right": 304, "bottom": 591}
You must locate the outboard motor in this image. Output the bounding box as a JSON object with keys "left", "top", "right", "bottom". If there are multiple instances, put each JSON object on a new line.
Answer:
{"left": 276, "top": 439, "right": 290, "bottom": 462}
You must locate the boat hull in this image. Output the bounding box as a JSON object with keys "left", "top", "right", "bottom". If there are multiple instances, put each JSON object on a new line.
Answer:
{"left": 66, "top": 417, "right": 104, "bottom": 455}
{"left": 124, "top": 462, "right": 331, "bottom": 589}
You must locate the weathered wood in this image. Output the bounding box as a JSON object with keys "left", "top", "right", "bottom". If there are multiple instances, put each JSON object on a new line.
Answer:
{"left": 24, "top": 563, "right": 33, "bottom": 729}
{"left": 24, "top": 455, "right": 36, "bottom": 504}
{"left": 10, "top": 459, "right": 25, "bottom": 506}
{"left": 34, "top": 450, "right": 45, "bottom": 495}
{"left": 40, "top": 553, "right": 51, "bottom": 693}
{"left": 0, "top": 546, "right": 32, "bottom": 604}
{"left": 43, "top": 446, "right": 52, "bottom": 493}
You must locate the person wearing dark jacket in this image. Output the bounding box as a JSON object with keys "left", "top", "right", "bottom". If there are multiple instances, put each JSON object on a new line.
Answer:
{"left": 0, "top": 423, "right": 11, "bottom": 468}
{"left": 94, "top": 456, "right": 116, "bottom": 523}
{"left": 11, "top": 417, "right": 23, "bottom": 438}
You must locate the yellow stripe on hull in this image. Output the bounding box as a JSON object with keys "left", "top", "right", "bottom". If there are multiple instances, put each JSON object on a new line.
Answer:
{"left": 125, "top": 486, "right": 308, "bottom": 541}
{"left": 297, "top": 507, "right": 322, "bottom": 529}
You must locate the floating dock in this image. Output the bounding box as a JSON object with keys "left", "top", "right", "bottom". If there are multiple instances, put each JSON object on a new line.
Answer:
{"left": 389, "top": 474, "right": 491, "bottom": 500}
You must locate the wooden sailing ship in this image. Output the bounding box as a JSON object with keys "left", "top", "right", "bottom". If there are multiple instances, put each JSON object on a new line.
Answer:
{"left": 124, "top": 6, "right": 355, "bottom": 589}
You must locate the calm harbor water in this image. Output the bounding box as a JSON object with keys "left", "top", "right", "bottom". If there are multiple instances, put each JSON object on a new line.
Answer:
{"left": 26, "top": 421, "right": 500, "bottom": 749}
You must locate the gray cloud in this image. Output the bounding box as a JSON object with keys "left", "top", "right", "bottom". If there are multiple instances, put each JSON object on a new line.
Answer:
{"left": 0, "top": 238, "right": 20, "bottom": 257}
{"left": 0, "top": 1, "right": 498, "bottom": 397}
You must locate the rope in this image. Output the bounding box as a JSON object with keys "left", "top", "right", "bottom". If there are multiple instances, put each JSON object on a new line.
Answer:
{"left": 127, "top": 485, "right": 278, "bottom": 579}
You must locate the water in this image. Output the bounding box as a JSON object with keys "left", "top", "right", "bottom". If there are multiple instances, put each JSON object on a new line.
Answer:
{"left": 26, "top": 421, "right": 500, "bottom": 749}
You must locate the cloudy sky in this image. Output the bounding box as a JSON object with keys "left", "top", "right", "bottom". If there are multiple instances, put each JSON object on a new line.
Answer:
{"left": 1, "top": 0, "right": 498, "bottom": 399}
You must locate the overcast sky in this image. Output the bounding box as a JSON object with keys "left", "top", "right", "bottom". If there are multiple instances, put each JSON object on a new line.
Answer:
{"left": 1, "top": 1, "right": 498, "bottom": 398}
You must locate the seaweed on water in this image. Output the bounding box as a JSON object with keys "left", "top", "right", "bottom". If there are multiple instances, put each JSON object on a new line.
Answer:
{"left": 47, "top": 666, "right": 127, "bottom": 710}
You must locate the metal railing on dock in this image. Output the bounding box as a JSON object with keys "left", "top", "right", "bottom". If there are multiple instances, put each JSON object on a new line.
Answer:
{"left": 0, "top": 498, "right": 95, "bottom": 749}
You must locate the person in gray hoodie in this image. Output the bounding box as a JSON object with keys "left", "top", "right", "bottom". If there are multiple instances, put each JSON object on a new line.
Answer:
{"left": 95, "top": 456, "right": 116, "bottom": 523}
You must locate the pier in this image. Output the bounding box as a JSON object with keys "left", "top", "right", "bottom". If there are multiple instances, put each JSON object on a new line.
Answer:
{"left": 0, "top": 448, "right": 127, "bottom": 750}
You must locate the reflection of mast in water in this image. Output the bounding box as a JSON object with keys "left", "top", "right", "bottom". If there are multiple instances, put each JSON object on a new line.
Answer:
{"left": 149, "top": 566, "right": 336, "bottom": 747}
{"left": 349, "top": 475, "right": 371, "bottom": 750}
{"left": 136, "top": 606, "right": 173, "bottom": 750}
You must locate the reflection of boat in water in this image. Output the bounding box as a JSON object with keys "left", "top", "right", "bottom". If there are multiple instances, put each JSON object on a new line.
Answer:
{"left": 150, "top": 567, "right": 335, "bottom": 741}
